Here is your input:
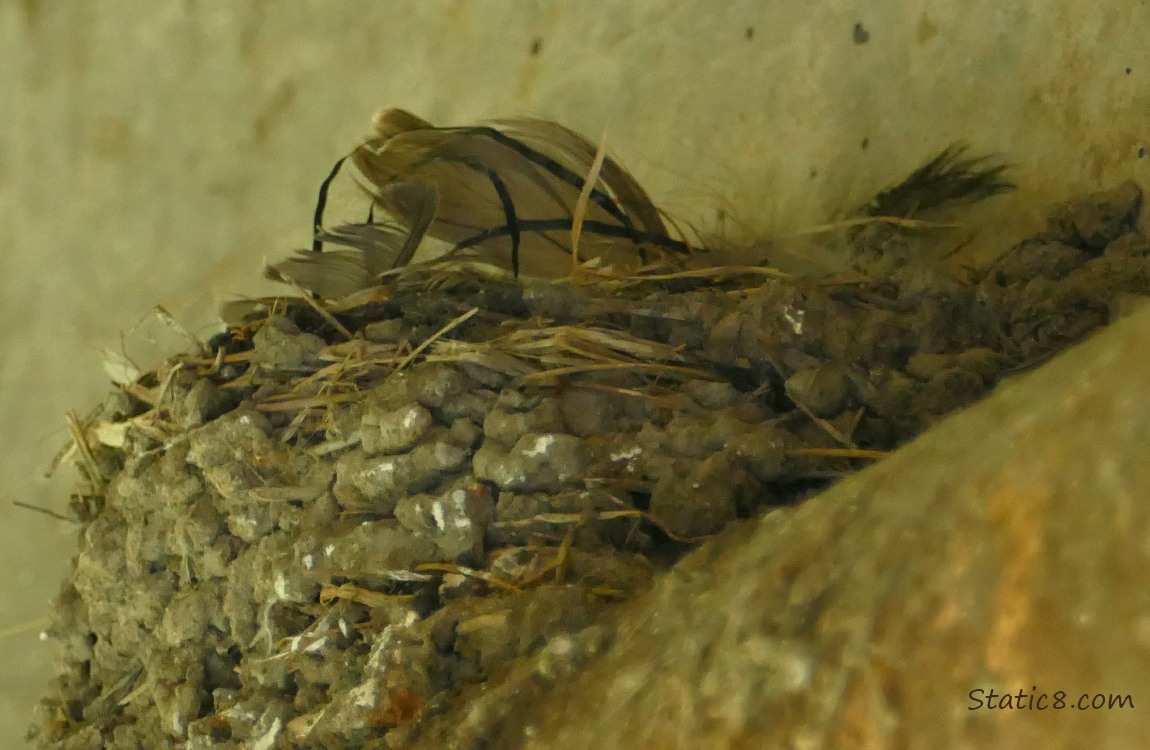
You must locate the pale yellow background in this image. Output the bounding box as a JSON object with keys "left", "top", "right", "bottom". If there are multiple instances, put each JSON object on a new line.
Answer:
{"left": 2, "top": 2, "right": 1147, "bottom": 746}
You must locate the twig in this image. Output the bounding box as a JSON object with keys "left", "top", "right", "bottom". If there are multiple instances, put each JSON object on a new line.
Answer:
{"left": 394, "top": 307, "right": 479, "bottom": 373}
{"left": 571, "top": 122, "right": 610, "bottom": 269}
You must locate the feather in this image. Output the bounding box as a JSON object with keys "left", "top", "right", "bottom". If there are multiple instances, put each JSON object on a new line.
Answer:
{"left": 862, "top": 144, "right": 1013, "bottom": 219}
{"left": 341, "top": 109, "right": 693, "bottom": 277}
{"left": 490, "top": 117, "right": 668, "bottom": 235}
{"left": 267, "top": 222, "right": 410, "bottom": 299}
{"left": 373, "top": 180, "right": 439, "bottom": 269}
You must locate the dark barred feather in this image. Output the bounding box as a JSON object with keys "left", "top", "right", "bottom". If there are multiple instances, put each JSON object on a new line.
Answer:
{"left": 309, "top": 109, "right": 692, "bottom": 284}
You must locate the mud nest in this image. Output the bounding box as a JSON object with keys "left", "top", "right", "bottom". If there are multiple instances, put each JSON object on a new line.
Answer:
{"left": 34, "top": 181, "right": 1149, "bottom": 749}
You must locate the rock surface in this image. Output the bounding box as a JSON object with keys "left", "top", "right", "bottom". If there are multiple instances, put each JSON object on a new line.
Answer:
{"left": 438, "top": 296, "right": 1150, "bottom": 750}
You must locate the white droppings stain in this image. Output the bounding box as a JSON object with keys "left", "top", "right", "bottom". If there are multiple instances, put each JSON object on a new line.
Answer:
{"left": 402, "top": 407, "right": 423, "bottom": 429}
{"left": 363, "top": 459, "right": 398, "bottom": 481}
{"left": 385, "top": 569, "right": 432, "bottom": 582}
{"left": 169, "top": 708, "right": 186, "bottom": 738}
{"left": 251, "top": 717, "right": 282, "bottom": 750}
{"left": 429, "top": 490, "right": 474, "bottom": 532}
{"left": 366, "top": 626, "right": 398, "bottom": 672}
{"left": 228, "top": 706, "right": 259, "bottom": 724}
{"left": 350, "top": 680, "right": 378, "bottom": 708}
{"left": 450, "top": 489, "right": 472, "bottom": 528}
{"left": 501, "top": 467, "right": 528, "bottom": 486}
{"left": 339, "top": 618, "right": 351, "bottom": 638}
{"left": 304, "top": 636, "right": 328, "bottom": 653}
{"left": 324, "top": 544, "right": 335, "bottom": 557}
{"left": 549, "top": 635, "right": 574, "bottom": 656}
{"left": 434, "top": 441, "right": 465, "bottom": 465}
{"left": 783, "top": 304, "right": 805, "bottom": 335}
{"left": 524, "top": 434, "right": 555, "bottom": 458}
{"left": 441, "top": 573, "right": 468, "bottom": 589}
{"left": 233, "top": 517, "right": 257, "bottom": 534}
{"left": 274, "top": 573, "right": 289, "bottom": 600}
{"left": 610, "top": 446, "right": 642, "bottom": 462}
{"left": 302, "top": 553, "right": 316, "bottom": 570}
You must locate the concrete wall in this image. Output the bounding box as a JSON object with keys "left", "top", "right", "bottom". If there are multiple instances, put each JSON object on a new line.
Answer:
{"left": 2, "top": 1, "right": 1146, "bottom": 745}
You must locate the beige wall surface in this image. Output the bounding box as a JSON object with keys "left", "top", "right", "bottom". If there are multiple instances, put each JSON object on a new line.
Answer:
{"left": 1, "top": 1, "right": 1146, "bottom": 746}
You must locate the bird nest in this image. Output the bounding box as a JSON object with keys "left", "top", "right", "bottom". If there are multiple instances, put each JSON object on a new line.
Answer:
{"left": 33, "top": 112, "right": 1149, "bottom": 750}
